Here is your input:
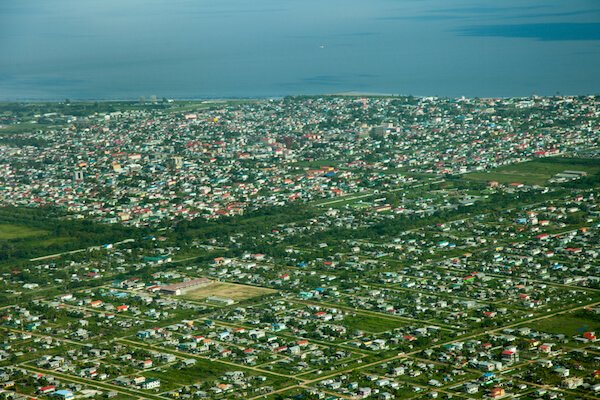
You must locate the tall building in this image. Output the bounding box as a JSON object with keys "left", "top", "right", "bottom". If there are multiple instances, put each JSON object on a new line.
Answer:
{"left": 171, "top": 156, "right": 183, "bottom": 169}
{"left": 73, "top": 170, "right": 84, "bottom": 181}
{"left": 371, "top": 123, "right": 399, "bottom": 138}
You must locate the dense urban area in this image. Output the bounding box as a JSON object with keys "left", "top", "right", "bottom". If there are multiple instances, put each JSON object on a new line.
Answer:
{"left": 0, "top": 95, "right": 599, "bottom": 400}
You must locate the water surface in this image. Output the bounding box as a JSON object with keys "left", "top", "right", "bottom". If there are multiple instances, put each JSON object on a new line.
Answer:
{"left": 1, "top": 0, "right": 599, "bottom": 100}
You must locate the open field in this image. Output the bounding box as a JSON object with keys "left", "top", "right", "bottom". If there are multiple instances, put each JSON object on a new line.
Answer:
{"left": 141, "top": 359, "right": 236, "bottom": 392}
{"left": 529, "top": 312, "right": 600, "bottom": 336}
{"left": 312, "top": 178, "right": 445, "bottom": 208}
{"left": 0, "top": 207, "right": 136, "bottom": 265}
{"left": 183, "top": 281, "right": 277, "bottom": 301}
{"left": 169, "top": 99, "right": 263, "bottom": 112}
{"left": 0, "top": 223, "right": 48, "bottom": 240}
{"left": 0, "top": 122, "right": 60, "bottom": 135}
{"left": 464, "top": 157, "right": 600, "bottom": 186}
{"left": 311, "top": 190, "right": 376, "bottom": 208}
{"left": 343, "top": 314, "right": 407, "bottom": 333}
{"left": 380, "top": 167, "right": 437, "bottom": 179}
{"left": 290, "top": 159, "right": 341, "bottom": 169}
{"left": 171, "top": 248, "right": 206, "bottom": 261}
{"left": 141, "top": 357, "right": 290, "bottom": 394}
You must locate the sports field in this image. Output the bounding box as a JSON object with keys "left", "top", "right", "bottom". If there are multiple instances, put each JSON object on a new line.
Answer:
{"left": 464, "top": 157, "right": 600, "bottom": 186}
{"left": 183, "top": 281, "right": 276, "bottom": 301}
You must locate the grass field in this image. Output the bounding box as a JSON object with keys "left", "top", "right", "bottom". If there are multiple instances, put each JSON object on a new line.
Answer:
{"left": 343, "top": 314, "right": 406, "bottom": 333}
{"left": 142, "top": 357, "right": 291, "bottom": 393}
{"left": 464, "top": 157, "right": 600, "bottom": 186}
{"left": 290, "top": 159, "right": 341, "bottom": 169}
{"left": 183, "top": 282, "right": 276, "bottom": 301}
{"left": 0, "top": 122, "right": 47, "bottom": 135}
{"left": 141, "top": 358, "right": 239, "bottom": 392}
{"left": 529, "top": 313, "right": 600, "bottom": 336}
{"left": 169, "top": 99, "right": 262, "bottom": 112}
{"left": 172, "top": 248, "right": 206, "bottom": 261}
{"left": 0, "top": 224, "right": 48, "bottom": 240}
{"left": 380, "top": 167, "right": 437, "bottom": 179}
{"left": 311, "top": 190, "right": 375, "bottom": 208}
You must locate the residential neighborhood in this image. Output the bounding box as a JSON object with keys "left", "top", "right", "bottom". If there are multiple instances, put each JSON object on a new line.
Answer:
{"left": 0, "top": 95, "right": 599, "bottom": 399}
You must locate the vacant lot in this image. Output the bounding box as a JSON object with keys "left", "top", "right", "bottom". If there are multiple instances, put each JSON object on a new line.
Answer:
{"left": 343, "top": 314, "right": 406, "bottom": 333}
{"left": 141, "top": 356, "right": 292, "bottom": 393}
{"left": 529, "top": 312, "right": 600, "bottom": 336}
{"left": 0, "top": 224, "right": 48, "bottom": 240}
{"left": 464, "top": 157, "right": 600, "bottom": 186}
{"left": 141, "top": 358, "right": 234, "bottom": 392}
{"left": 183, "top": 281, "right": 276, "bottom": 301}
{"left": 290, "top": 159, "right": 341, "bottom": 169}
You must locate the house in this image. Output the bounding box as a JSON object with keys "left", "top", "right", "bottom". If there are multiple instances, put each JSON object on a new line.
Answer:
{"left": 554, "top": 367, "right": 569, "bottom": 378}
{"left": 539, "top": 343, "right": 553, "bottom": 353}
{"left": 53, "top": 390, "right": 74, "bottom": 400}
{"left": 271, "top": 323, "right": 286, "bottom": 332}
{"left": 562, "top": 377, "right": 583, "bottom": 389}
{"left": 141, "top": 379, "right": 160, "bottom": 389}
{"left": 480, "top": 372, "right": 496, "bottom": 382}
{"left": 39, "top": 385, "right": 56, "bottom": 394}
{"left": 583, "top": 331, "right": 597, "bottom": 341}
{"left": 249, "top": 330, "right": 265, "bottom": 339}
{"left": 89, "top": 300, "right": 103, "bottom": 308}
{"left": 357, "top": 387, "right": 372, "bottom": 398}
{"left": 464, "top": 383, "right": 478, "bottom": 394}
{"left": 131, "top": 376, "right": 146, "bottom": 385}
{"left": 501, "top": 348, "right": 518, "bottom": 362}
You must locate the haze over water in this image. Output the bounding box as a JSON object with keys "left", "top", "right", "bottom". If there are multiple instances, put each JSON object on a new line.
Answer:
{"left": 1, "top": 0, "right": 599, "bottom": 100}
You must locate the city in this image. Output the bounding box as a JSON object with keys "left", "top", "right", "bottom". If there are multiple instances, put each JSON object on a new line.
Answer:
{"left": 0, "top": 95, "right": 599, "bottom": 399}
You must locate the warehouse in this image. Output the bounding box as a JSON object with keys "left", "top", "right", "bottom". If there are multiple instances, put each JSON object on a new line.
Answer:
{"left": 159, "top": 278, "right": 211, "bottom": 295}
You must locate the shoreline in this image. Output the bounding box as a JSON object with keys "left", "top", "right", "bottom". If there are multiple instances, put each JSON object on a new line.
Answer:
{"left": 0, "top": 92, "right": 598, "bottom": 104}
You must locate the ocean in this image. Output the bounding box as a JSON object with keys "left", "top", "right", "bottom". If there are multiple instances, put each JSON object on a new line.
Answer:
{"left": 1, "top": 0, "right": 599, "bottom": 100}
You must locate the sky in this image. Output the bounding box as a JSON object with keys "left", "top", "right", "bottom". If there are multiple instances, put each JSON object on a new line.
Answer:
{"left": 0, "top": 0, "right": 599, "bottom": 100}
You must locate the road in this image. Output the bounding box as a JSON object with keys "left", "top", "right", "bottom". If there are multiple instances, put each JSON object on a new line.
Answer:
{"left": 29, "top": 238, "right": 135, "bottom": 261}
{"left": 248, "top": 300, "right": 600, "bottom": 399}
{"left": 19, "top": 364, "right": 167, "bottom": 400}
{"left": 316, "top": 179, "right": 445, "bottom": 207}
{"left": 117, "top": 338, "right": 299, "bottom": 381}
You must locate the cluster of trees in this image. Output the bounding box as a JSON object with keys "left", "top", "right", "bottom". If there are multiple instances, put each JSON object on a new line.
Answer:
{"left": 172, "top": 204, "right": 319, "bottom": 243}
{"left": 282, "top": 188, "right": 570, "bottom": 250}
{"left": 0, "top": 206, "right": 142, "bottom": 263}
{"left": 0, "top": 101, "right": 172, "bottom": 119}
{"left": 0, "top": 136, "right": 49, "bottom": 147}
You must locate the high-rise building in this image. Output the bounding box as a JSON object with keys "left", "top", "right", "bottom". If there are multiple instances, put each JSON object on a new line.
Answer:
{"left": 73, "top": 170, "right": 84, "bottom": 181}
